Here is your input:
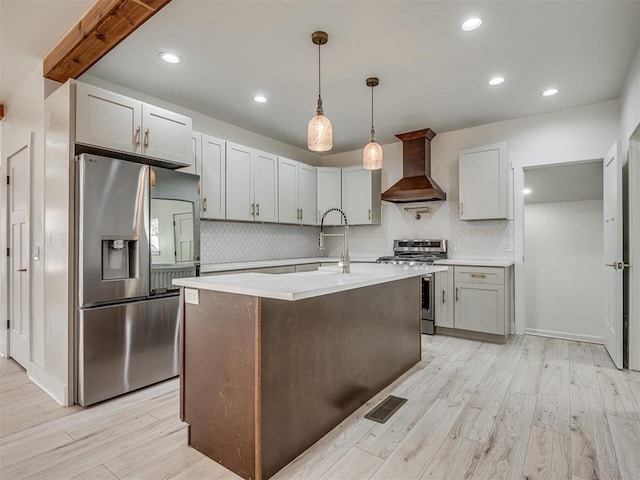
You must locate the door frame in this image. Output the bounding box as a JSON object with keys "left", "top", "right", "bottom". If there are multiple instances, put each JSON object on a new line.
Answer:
{"left": 629, "top": 125, "right": 640, "bottom": 370}
{"left": 2, "top": 132, "right": 33, "bottom": 360}
{"left": 514, "top": 155, "right": 603, "bottom": 336}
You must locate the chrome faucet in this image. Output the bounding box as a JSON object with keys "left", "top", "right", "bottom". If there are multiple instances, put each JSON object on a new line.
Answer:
{"left": 318, "top": 208, "right": 350, "bottom": 273}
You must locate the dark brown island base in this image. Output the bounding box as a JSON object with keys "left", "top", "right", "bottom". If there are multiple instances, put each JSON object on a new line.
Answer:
{"left": 178, "top": 276, "right": 421, "bottom": 480}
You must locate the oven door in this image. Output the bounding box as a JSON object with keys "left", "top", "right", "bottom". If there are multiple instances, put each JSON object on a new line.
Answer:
{"left": 421, "top": 273, "right": 435, "bottom": 334}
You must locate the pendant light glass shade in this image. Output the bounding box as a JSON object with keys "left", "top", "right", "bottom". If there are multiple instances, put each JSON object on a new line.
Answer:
{"left": 363, "top": 77, "right": 383, "bottom": 170}
{"left": 308, "top": 31, "right": 332, "bottom": 152}
{"left": 308, "top": 98, "right": 333, "bottom": 152}
{"left": 363, "top": 138, "right": 383, "bottom": 170}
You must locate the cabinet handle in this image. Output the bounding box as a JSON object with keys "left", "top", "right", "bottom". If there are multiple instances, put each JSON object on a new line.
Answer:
{"left": 442, "top": 290, "right": 445, "bottom": 304}
{"left": 144, "top": 128, "right": 149, "bottom": 148}
{"left": 368, "top": 209, "right": 371, "bottom": 220}
{"left": 17, "top": 268, "right": 27, "bottom": 272}
{"left": 203, "top": 197, "right": 207, "bottom": 212}
{"left": 460, "top": 202, "right": 464, "bottom": 215}
{"left": 470, "top": 273, "right": 486, "bottom": 278}
{"left": 256, "top": 203, "right": 260, "bottom": 216}
{"left": 134, "top": 126, "right": 141, "bottom": 145}
{"left": 455, "top": 287, "right": 459, "bottom": 302}
{"left": 251, "top": 203, "right": 255, "bottom": 217}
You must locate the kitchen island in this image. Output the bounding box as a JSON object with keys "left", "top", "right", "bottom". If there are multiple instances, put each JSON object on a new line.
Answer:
{"left": 173, "top": 264, "right": 446, "bottom": 480}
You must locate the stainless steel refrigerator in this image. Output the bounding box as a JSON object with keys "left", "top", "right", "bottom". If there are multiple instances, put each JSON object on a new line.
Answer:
{"left": 75, "top": 153, "right": 199, "bottom": 406}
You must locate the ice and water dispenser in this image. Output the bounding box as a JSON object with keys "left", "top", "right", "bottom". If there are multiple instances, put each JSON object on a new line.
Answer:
{"left": 102, "top": 239, "right": 139, "bottom": 280}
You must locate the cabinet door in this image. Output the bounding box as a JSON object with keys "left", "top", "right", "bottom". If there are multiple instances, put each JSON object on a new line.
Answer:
{"left": 253, "top": 151, "right": 278, "bottom": 223}
{"left": 179, "top": 132, "right": 199, "bottom": 175}
{"left": 201, "top": 134, "right": 226, "bottom": 220}
{"left": 454, "top": 282, "right": 505, "bottom": 335}
{"left": 278, "top": 157, "right": 299, "bottom": 224}
{"left": 317, "top": 167, "right": 342, "bottom": 225}
{"left": 342, "top": 166, "right": 372, "bottom": 225}
{"left": 76, "top": 82, "right": 141, "bottom": 155}
{"left": 298, "top": 163, "right": 317, "bottom": 226}
{"left": 142, "top": 104, "right": 192, "bottom": 165}
{"left": 459, "top": 142, "right": 508, "bottom": 220}
{"left": 226, "top": 143, "right": 254, "bottom": 221}
{"left": 434, "top": 269, "right": 454, "bottom": 328}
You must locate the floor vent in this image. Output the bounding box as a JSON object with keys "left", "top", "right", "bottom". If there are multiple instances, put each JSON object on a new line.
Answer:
{"left": 364, "top": 395, "right": 407, "bottom": 424}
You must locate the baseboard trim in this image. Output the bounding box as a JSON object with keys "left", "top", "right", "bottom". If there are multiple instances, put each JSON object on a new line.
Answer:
{"left": 525, "top": 328, "right": 604, "bottom": 344}
{"left": 28, "top": 363, "right": 67, "bottom": 406}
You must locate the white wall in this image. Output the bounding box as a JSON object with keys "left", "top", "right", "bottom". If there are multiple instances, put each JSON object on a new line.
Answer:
{"left": 524, "top": 200, "right": 604, "bottom": 342}
{"left": 79, "top": 74, "right": 323, "bottom": 167}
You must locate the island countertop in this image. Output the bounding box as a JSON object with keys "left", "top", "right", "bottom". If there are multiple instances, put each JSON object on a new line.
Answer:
{"left": 173, "top": 263, "right": 448, "bottom": 301}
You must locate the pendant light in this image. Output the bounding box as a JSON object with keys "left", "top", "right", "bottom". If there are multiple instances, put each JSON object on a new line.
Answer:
{"left": 363, "top": 77, "right": 383, "bottom": 170}
{"left": 307, "top": 31, "right": 332, "bottom": 152}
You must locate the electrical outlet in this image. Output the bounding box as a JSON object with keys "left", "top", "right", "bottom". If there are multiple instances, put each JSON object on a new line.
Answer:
{"left": 453, "top": 242, "right": 460, "bottom": 251}
{"left": 502, "top": 241, "right": 513, "bottom": 252}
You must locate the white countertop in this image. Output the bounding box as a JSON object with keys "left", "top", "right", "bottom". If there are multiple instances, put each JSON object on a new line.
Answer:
{"left": 434, "top": 259, "right": 515, "bottom": 267}
{"left": 175, "top": 263, "right": 447, "bottom": 301}
{"left": 200, "top": 256, "right": 380, "bottom": 273}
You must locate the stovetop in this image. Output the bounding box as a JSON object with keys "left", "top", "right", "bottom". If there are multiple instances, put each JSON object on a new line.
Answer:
{"left": 376, "top": 239, "right": 448, "bottom": 265}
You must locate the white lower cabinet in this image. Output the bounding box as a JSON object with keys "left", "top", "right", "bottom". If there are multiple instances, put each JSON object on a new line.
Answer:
{"left": 435, "top": 265, "right": 513, "bottom": 342}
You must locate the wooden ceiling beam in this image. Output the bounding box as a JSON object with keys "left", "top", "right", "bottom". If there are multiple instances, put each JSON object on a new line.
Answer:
{"left": 43, "top": 0, "right": 173, "bottom": 83}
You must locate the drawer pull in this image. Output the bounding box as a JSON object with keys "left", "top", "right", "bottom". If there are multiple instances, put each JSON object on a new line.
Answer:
{"left": 470, "top": 273, "right": 486, "bottom": 278}
{"left": 442, "top": 290, "right": 445, "bottom": 304}
{"left": 455, "top": 287, "right": 459, "bottom": 302}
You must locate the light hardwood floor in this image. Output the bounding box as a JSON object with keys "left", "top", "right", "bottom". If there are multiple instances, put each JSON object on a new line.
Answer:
{"left": 1, "top": 335, "right": 639, "bottom": 480}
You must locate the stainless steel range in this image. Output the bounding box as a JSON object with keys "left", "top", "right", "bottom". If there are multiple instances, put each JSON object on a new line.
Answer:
{"left": 377, "top": 239, "right": 448, "bottom": 335}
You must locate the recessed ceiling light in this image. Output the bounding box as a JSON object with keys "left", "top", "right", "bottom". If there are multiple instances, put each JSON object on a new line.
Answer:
{"left": 489, "top": 76, "right": 505, "bottom": 86}
{"left": 542, "top": 88, "right": 559, "bottom": 97}
{"left": 254, "top": 95, "right": 267, "bottom": 103}
{"left": 523, "top": 188, "right": 532, "bottom": 195}
{"left": 462, "top": 18, "right": 482, "bottom": 31}
{"left": 160, "top": 52, "right": 181, "bottom": 64}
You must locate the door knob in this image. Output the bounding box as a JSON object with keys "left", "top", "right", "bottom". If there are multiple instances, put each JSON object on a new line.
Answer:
{"left": 605, "top": 261, "right": 630, "bottom": 270}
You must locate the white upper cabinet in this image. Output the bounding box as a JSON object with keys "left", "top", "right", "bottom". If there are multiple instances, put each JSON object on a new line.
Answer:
{"left": 278, "top": 158, "right": 317, "bottom": 226}
{"left": 298, "top": 163, "right": 317, "bottom": 226}
{"left": 458, "top": 142, "right": 511, "bottom": 220}
{"left": 76, "top": 82, "right": 141, "bottom": 155}
{"left": 200, "top": 134, "right": 226, "bottom": 220}
{"left": 317, "top": 167, "right": 343, "bottom": 225}
{"left": 341, "top": 166, "right": 381, "bottom": 225}
{"left": 76, "top": 82, "right": 192, "bottom": 166}
{"left": 226, "top": 143, "right": 278, "bottom": 223}
{"left": 178, "top": 131, "right": 199, "bottom": 175}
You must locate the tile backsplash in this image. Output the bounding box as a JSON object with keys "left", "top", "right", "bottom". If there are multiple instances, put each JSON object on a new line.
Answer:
{"left": 200, "top": 201, "right": 514, "bottom": 264}
{"left": 323, "top": 201, "right": 514, "bottom": 260}
{"left": 200, "top": 220, "right": 323, "bottom": 264}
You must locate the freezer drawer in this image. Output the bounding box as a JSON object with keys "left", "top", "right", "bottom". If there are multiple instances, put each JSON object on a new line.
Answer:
{"left": 76, "top": 296, "right": 179, "bottom": 406}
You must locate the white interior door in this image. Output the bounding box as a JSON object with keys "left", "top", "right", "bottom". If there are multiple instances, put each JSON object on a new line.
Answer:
{"left": 173, "top": 212, "right": 194, "bottom": 263}
{"left": 8, "top": 144, "right": 31, "bottom": 368}
{"left": 603, "top": 142, "right": 624, "bottom": 369}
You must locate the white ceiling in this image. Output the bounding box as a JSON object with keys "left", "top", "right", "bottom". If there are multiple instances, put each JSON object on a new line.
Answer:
{"left": 2, "top": 1, "right": 640, "bottom": 155}
{"left": 524, "top": 161, "right": 603, "bottom": 205}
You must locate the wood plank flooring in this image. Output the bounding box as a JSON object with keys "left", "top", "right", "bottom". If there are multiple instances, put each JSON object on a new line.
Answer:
{"left": 1, "top": 334, "right": 639, "bottom": 480}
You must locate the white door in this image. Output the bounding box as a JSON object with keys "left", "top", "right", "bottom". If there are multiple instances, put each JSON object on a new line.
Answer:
{"left": 8, "top": 144, "right": 31, "bottom": 368}
{"left": 278, "top": 157, "right": 299, "bottom": 224}
{"left": 603, "top": 142, "right": 624, "bottom": 368}
{"left": 174, "top": 212, "right": 194, "bottom": 263}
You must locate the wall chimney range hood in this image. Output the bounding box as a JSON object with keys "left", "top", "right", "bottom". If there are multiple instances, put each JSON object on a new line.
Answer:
{"left": 381, "top": 128, "right": 447, "bottom": 203}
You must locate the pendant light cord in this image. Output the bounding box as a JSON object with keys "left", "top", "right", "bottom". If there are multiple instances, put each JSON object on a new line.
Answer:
{"left": 318, "top": 43, "right": 321, "bottom": 100}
